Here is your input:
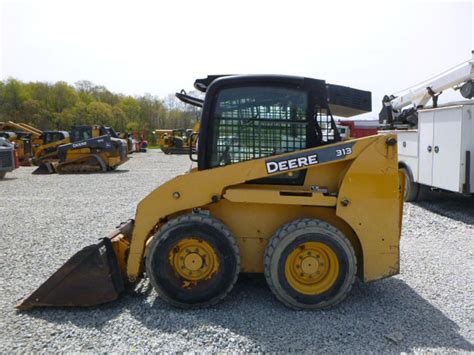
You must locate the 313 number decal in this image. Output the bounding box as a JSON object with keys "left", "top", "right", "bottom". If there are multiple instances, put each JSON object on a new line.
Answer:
{"left": 335, "top": 147, "right": 352, "bottom": 157}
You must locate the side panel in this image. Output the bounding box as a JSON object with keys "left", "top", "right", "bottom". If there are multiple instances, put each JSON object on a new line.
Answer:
{"left": 396, "top": 130, "right": 419, "bottom": 181}
{"left": 127, "top": 136, "right": 389, "bottom": 280}
{"left": 207, "top": 202, "right": 360, "bottom": 274}
{"left": 431, "top": 107, "right": 463, "bottom": 192}
{"left": 336, "top": 135, "right": 402, "bottom": 282}
{"left": 461, "top": 105, "right": 474, "bottom": 193}
{"left": 418, "top": 110, "right": 435, "bottom": 186}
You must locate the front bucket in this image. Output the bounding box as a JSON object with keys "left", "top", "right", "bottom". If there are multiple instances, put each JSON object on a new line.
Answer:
{"left": 32, "top": 162, "right": 56, "bottom": 175}
{"left": 16, "top": 238, "right": 124, "bottom": 310}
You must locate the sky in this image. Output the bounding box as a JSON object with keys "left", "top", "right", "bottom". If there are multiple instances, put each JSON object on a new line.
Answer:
{"left": 1, "top": 0, "right": 473, "bottom": 118}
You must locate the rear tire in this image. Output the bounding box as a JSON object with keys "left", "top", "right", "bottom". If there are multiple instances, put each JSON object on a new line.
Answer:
{"left": 400, "top": 167, "right": 419, "bottom": 202}
{"left": 146, "top": 213, "right": 240, "bottom": 308}
{"left": 264, "top": 218, "right": 356, "bottom": 310}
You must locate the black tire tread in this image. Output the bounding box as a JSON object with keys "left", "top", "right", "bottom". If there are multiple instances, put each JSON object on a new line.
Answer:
{"left": 401, "top": 167, "right": 419, "bottom": 202}
{"left": 146, "top": 213, "right": 240, "bottom": 309}
{"left": 264, "top": 218, "right": 357, "bottom": 310}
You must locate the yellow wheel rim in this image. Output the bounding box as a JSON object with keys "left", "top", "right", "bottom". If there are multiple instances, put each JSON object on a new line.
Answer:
{"left": 169, "top": 238, "right": 219, "bottom": 281}
{"left": 285, "top": 241, "right": 339, "bottom": 295}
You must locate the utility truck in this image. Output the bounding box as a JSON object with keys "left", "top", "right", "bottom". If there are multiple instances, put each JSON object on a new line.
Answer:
{"left": 379, "top": 51, "right": 474, "bottom": 201}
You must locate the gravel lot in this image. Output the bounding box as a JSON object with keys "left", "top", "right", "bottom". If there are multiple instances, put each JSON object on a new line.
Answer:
{"left": 1, "top": 150, "right": 473, "bottom": 353}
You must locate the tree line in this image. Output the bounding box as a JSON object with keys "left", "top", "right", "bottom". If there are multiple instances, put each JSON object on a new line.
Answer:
{"left": 0, "top": 79, "right": 201, "bottom": 140}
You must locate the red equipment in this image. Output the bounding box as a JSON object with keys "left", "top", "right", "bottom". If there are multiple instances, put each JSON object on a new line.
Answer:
{"left": 336, "top": 120, "right": 379, "bottom": 139}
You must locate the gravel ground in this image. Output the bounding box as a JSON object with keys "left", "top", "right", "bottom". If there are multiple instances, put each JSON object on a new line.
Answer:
{"left": 0, "top": 150, "right": 473, "bottom": 353}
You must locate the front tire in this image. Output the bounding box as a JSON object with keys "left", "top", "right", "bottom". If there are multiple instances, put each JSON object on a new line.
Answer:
{"left": 400, "top": 167, "right": 419, "bottom": 202}
{"left": 146, "top": 213, "right": 240, "bottom": 308}
{"left": 264, "top": 218, "right": 356, "bottom": 310}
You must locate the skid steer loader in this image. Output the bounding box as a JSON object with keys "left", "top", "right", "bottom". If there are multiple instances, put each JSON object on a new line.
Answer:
{"left": 18, "top": 75, "right": 403, "bottom": 311}
{"left": 31, "top": 131, "right": 70, "bottom": 166}
{"left": 0, "top": 121, "right": 70, "bottom": 166}
{"left": 33, "top": 125, "right": 129, "bottom": 174}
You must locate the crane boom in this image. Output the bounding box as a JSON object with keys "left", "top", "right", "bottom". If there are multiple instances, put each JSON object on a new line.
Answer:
{"left": 380, "top": 51, "right": 474, "bottom": 127}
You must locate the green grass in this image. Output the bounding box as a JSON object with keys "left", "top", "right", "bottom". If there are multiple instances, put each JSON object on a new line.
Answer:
{"left": 147, "top": 144, "right": 161, "bottom": 149}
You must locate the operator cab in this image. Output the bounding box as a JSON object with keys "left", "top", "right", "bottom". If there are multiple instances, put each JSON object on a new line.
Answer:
{"left": 0, "top": 131, "right": 16, "bottom": 140}
{"left": 176, "top": 75, "right": 371, "bottom": 180}
{"left": 71, "top": 125, "right": 118, "bottom": 142}
{"left": 42, "top": 131, "right": 69, "bottom": 145}
{"left": 193, "top": 75, "right": 370, "bottom": 171}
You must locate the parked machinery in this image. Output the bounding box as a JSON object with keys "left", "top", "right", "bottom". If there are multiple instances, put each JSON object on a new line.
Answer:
{"left": 0, "top": 137, "right": 19, "bottom": 179}
{"left": 154, "top": 126, "right": 198, "bottom": 155}
{"left": 131, "top": 131, "right": 149, "bottom": 153}
{"left": 18, "top": 75, "right": 402, "bottom": 311}
{"left": 336, "top": 120, "right": 379, "bottom": 140}
{"left": 379, "top": 51, "right": 474, "bottom": 201}
{"left": 0, "top": 121, "right": 68, "bottom": 166}
{"left": 33, "top": 125, "right": 129, "bottom": 174}
{"left": 119, "top": 131, "right": 148, "bottom": 154}
{"left": 32, "top": 131, "right": 70, "bottom": 166}
{"left": 118, "top": 132, "right": 135, "bottom": 154}
{"left": 155, "top": 90, "right": 200, "bottom": 155}
{"left": 0, "top": 129, "right": 32, "bottom": 166}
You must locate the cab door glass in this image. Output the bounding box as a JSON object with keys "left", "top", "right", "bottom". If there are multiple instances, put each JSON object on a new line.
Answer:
{"left": 210, "top": 86, "right": 309, "bottom": 168}
{"left": 314, "top": 105, "right": 339, "bottom": 144}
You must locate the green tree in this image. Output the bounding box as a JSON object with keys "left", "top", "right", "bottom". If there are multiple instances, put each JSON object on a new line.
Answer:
{"left": 48, "top": 82, "right": 78, "bottom": 113}
{"left": 21, "top": 99, "right": 51, "bottom": 129}
{"left": 0, "top": 78, "right": 195, "bottom": 135}
{"left": 85, "top": 102, "right": 114, "bottom": 126}
{"left": 119, "top": 96, "right": 141, "bottom": 123}
{"left": 111, "top": 106, "right": 127, "bottom": 132}
{"left": 0, "top": 78, "right": 29, "bottom": 121}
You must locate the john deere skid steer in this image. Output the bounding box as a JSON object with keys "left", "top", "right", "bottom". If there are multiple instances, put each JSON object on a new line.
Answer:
{"left": 18, "top": 75, "right": 403, "bottom": 310}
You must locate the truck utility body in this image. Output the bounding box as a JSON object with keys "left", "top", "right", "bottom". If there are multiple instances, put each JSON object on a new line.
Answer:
{"left": 379, "top": 52, "right": 474, "bottom": 200}
{"left": 383, "top": 101, "right": 473, "bottom": 194}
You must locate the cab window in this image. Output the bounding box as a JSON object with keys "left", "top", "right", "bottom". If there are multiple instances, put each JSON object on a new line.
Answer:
{"left": 210, "top": 86, "right": 309, "bottom": 167}
{"left": 71, "top": 127, "right": 92, "bottom": 142}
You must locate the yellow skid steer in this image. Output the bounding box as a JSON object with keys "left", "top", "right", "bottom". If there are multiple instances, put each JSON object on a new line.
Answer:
{"left": 18, "top": 75, "right": 403, "bottom": 310}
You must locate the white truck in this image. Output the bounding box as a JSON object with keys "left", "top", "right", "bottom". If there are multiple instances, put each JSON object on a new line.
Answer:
{"left": 379, "top": 51, "right": 474, "bottom": 201}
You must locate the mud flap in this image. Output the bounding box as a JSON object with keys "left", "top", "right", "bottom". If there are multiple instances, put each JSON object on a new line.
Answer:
{"left": 32, "top": 163, "right": 56, "bottom": 175}
{"left": 16, "top": 238, "right": 124, "bottom": 310}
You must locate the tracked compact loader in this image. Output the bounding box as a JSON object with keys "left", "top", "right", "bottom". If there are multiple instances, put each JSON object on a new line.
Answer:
{"left": 33, "top": 125, "right": 129, "bottom": 174}
{"left": 18, "top": 75, "right": 403, "bottom": 310}
{"left": 31, "top": 131, "right": 70, "bottom": 166}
